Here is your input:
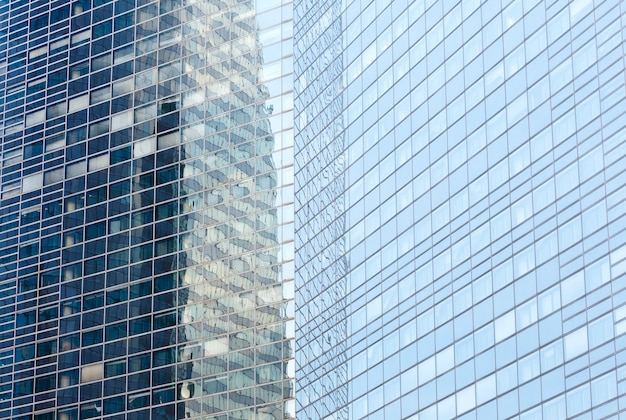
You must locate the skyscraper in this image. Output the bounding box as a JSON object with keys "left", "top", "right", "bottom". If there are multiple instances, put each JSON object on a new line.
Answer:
{"left": 295, "top": 0, "right": 626, "bottom": 418}
{"left": 0, "top": 0, "right": 294, "bottom": 419}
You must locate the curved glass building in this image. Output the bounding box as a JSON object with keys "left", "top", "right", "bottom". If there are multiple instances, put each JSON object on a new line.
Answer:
{"left": 295, "top": 0, "right": 626, "bottom": 419}
{"left": 0, "top": 0, "right": 294, "bottom": 419}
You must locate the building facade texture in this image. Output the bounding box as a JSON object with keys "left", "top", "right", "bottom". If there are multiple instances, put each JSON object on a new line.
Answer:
{"left": 295, "top": 0, "right": 626, "bottom": 419}
{"left": 0, "top": 0, "right": 295, "bottom": 419}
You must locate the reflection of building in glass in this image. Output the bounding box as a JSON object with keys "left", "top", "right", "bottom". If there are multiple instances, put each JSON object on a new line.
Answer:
{"left": 292, "top": 1, "right": 349, "bottom": 419}
{"left": 0, "top": 1, "right": 294, "bottom": 419}
{"left": 295, "top": 0, "right": 626, "bottom": 419}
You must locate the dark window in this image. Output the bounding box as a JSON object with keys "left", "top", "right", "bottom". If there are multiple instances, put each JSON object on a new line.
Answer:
{"left": 89, "top": 102, "right": 110, "bottom": 121}
{"left": 115, "top": 12, "right": 134, "bottom": 30}
{"left": 92, "top": 35, "right": 113, "bottom": 55}
{"left": 51, "top": 5, "right": 70, "bottom": 22}
{"left": 37, "top": 339, "right": 58, "bottom": 357}
{"left": 14, "top": 379, "right": 33, "bottom": 397}
{"left": 67, "top": 142, "right": 86, "bottom": 161}
{"left": 48, "top": 69, "right": 67, "bottom": 87}
{"left": 30, "top": 14, "right": 49, "bottom": 31}
{"left": 114, "top": 27, "right": 134, "bottom": 47}
{"left": 111, "top": 93, "right": 132, "bottom": 113}
{"left": 106, "top": 322, "right": 126, "bottom": 341}
{"left": 111, "top": 146, "right": 131, "bottom": 164}
{"left": 104, "top": 395, "right": 126, "bottom": 415}
{"left": 82, "top": 329, "right": 103, "bottom": 346}
{"left": 115, "top": 0, "right": 135, "bottom": 14}
{"left": 90, "top": 68, "right": 111, "bottom": 88}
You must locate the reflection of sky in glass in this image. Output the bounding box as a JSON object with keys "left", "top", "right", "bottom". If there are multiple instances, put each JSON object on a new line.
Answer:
{"left": 295, "top": 0, "right": 626, "bottom": 419}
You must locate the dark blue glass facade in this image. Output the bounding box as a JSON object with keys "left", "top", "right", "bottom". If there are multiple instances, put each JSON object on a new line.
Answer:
{"left": 0, "top": 0, "right": 295, "bottom": 419}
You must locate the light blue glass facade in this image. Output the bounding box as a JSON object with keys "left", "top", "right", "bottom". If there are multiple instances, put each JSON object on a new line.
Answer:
{"left": 0, "top": 0, "right": 295, "bottom": 419}
{"left": 295, "top": 0, "right": 626, "bottom": 418}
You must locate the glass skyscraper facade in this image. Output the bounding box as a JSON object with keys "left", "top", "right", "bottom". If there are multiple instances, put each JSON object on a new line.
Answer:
{"left": 295, "top": 0, "right": 626, "bottom": 419}
{"left": 0, "top": 0, "right": 294, "bottom": 419}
